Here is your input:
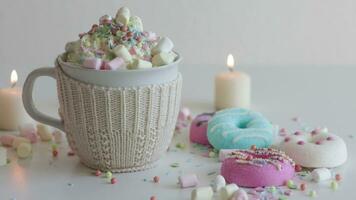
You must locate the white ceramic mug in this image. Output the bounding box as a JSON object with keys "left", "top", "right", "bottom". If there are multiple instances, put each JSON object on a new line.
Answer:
{"left": 22, "top": 54, "right": 182, "bottom": 172}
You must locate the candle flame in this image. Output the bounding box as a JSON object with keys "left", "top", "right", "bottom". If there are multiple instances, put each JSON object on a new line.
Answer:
{"left": 227, "top": 54, "right": 235, "bottom": 71}
{"left": 11, "top": 70, "right": 18, "bottom": 87}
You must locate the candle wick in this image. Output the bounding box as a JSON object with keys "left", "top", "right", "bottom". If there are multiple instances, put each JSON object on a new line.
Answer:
{"left": 228, "top": 67, "right": 234, "bottom": 72}
{"left": 11, "top": 82, "right": 16, "bottom": 88}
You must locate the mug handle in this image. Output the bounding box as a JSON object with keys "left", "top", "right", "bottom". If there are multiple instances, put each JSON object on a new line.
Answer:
{"left": 22, "top": 67, "right": 64, "bottom": 131}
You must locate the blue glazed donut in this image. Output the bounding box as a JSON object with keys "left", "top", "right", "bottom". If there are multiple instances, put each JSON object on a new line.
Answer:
{"left": 207, "top": 108, "right": 275, "bottom": 150}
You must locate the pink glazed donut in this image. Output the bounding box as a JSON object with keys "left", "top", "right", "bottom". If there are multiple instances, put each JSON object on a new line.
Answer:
{"left": 189, "top": 113, "right": 214, "bottom": 145}
{"left": 221, "top": 148, "right": 295, "bottom": 187}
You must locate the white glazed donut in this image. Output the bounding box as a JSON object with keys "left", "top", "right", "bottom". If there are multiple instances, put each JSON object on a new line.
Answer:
{"left": 279, "top": 129, "right": 347, "bottom": 168}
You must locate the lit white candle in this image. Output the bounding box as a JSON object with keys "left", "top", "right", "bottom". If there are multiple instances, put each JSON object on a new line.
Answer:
{"left": 0, "top": 70, "right": 32, "bottom": 130}
{"left": 214, "top": 54, "right": 251, "bottom": 110}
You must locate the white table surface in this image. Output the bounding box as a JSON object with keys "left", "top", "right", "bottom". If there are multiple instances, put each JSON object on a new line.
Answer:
{"left": 0, "top": 65, "right": 355, "bottom": 200}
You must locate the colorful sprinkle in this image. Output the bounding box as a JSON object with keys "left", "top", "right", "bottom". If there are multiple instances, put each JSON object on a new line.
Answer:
{"left": 297, "top": 141, "right": 304, "bottom": 145}
{"left": 67, "top": 151, "right": 75, "bottom": 156}
{"left": 95, "top": 170, "right": 102, "bottom": 176}
{"left": 308, "top": 190, "right": 317, "bottom": 198}
{"left": 106, "top": 171, "right": 112, "bottom": 179}
{"left": 326, "top": 136, "right": 334, "bottom": 141}
{"left": 295, "top": 164, "right": 302, "bottom": 172}
{"left": 153, "top": 176, "right": 160, "bottom": 183}
{"left": 111, "top": 177, "right": 117, "bottom": 184}
{"left": 335, "top": 174, "right": 342, "bottom": 181}
{"left": 284, "top": 190, "right": 292, "bottom": 196}
{"left": 175, "top": 143, "right": 186, "bottom": 149}
{"left": 280, "top": 128, "right": 286, "bottom": 133}
{"left": 287, "top": 180, "right": 297, "bottom": 189}
{"left": 330, "top": 180, "right": 338, "bottom": 190}
{"left": 170, "top": 163, "right": 180, "bottom": 168}
{"left": 208, "top": 151, "right": 216, "bottom": 158}
{"left": 311, "top": 129, "right": 319, "bottom": 136}
{"left": 300, "top": 183, "right": 306, "bottom": 191}
{"left": 52, "top": 150, "right": 58, "bottom": 157}
{"left": 250, "top": 145, "right": 257, "bottom": 151}
{"left": 284, "top": 137, "right": 290, "bottom": 142}
{"left": 150, "top": 196, "right": 157, "bottom": 200}
{"left": 294, "top": 131, "right": 302, "bottom": 135}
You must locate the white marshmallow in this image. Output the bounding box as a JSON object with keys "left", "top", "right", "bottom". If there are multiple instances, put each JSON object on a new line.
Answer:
{"left": 53, "top": 130, "right": 64, "bottom": 144}
{"left": 130, "top": 58, "right": 152, "bottom": 69}
{"left": 230, "top": 189, "right": 248, "bottom": 200}
{"left": 17, "top": 143, "right": 32, "bottom": 159}
{"left": 115, "top": 7, "right": 130, "bottom": 25}
{"left": 129, "top": 16, "right": 143, "bottom": 31}
{"left": 151, "top": 37, "right": 174, "bottom": 55}
{"left": 113, "top": 45, "right": 132, "bottom": 62}
{"left": 12, "top": 137, "right": 30, "bottom": 148}
{"left": 311, "top": 168, "right": 331, "bottom": 182}
{"left": 37, "top": 124, "right": 52, "bottom": 142}
{"left": 213, "top": 175, "right": 226, "bottom": 192}
{"left": 219, "top": 184, "right": 239, "bottom": 200}
{"left": 0, "top": 147, "right": 7, "bottom": 166}
{"left": 191, "top": 186, "right": 213, "bottom": 200}
{"left": 152, "top": 52, "right": 175, "bottom": 66}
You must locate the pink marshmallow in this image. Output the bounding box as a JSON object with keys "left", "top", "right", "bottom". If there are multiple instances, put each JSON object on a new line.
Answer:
{"left": 178, "top": 174, "right": 199, "bottom": 188}
{"left": 19, "top": 124, "right": 38, "bottom": 143}
{"left": 0, "top": 135, "right": 15, "bottom": 147}
{"left": 107, "top": 57, "right": 125, "bottom": 70}
{"left": 146, "top": 31, "right": 157, "bottom": 41}
{"left": 178, "top": 107, "right": 191, "bottom": 121}
{"left": 83, "top": 57, "right": 102, "bottom": 70}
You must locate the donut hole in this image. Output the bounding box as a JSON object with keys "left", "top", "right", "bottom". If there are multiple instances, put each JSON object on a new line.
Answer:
{"left": 236, "top": 121, "right": 249, "bottom": 129}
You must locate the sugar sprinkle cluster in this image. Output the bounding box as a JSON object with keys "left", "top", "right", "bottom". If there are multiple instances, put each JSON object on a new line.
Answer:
{"left": 230, "top": 148, "right": 295, "bottom": 170}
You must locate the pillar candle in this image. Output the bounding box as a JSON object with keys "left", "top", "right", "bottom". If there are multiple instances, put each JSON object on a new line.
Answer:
{"left": 0, "top": 70, "right": 31, "bottom": 130}
{"left": 215, "top": 54, "right": 251, "bottom": 110}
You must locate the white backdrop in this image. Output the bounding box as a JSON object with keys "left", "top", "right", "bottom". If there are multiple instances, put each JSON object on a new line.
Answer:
{"left": 0, "top": 0, "right": 356, "bottom": 93}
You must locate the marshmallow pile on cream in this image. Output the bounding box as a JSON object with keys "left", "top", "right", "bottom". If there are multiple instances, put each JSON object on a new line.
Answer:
{"left": 64, "top": 7, "right": 177, "bottom": 70}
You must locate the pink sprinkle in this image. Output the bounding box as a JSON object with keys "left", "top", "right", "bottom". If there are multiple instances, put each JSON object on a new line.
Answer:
{"left": 311, "top": 129, "right": 320, "bottom": 136}
{"left": 284, "top": 137, "right": 290, "bottom": 142}
{"left": 279, "top": 128, "right": 286, "bottom": 133}
{"left": 292, "top": 117, "right": 300, "bottom": 122}
{"left": 129, "top": 47, "right": 137, "bottom": 55}
{"left": 294, "top": 131, "right": 302, "bottom": 135}
{"left": 326, "top": 136, "right": 334, "bottom": 141}
{"left": 100, "top": 61, "right": 109, "bottom": 70}
{"left": 246, "top": 155, "right": 253, "bottom": 161}
{"left": 315, "top": 141, "right": 322, "bottom": 145}
{"left": 67, "top": 151, "right": 75, "bottom": 156}
{"left": 284, "top": 190, "right": 292, "bottom": 196}
{"left": 279, "top": 132, "right": 287, "bottom": 137}
{"left": 255, "top": 187, "right": 264, "bottom": 192}
{"left": 297, "top": 141, "right": 304, "bottom": 145}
